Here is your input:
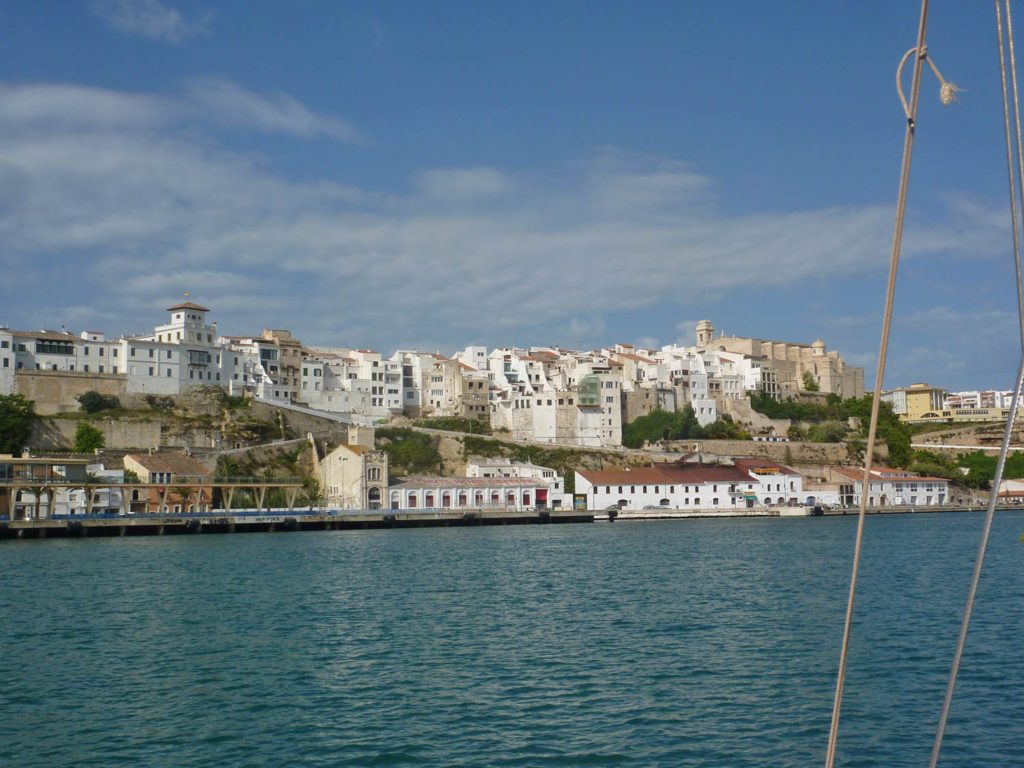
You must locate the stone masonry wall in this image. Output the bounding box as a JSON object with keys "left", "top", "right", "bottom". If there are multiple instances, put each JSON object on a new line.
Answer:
{"left": 17, "top": 370, "right": 127, "bottom": 415}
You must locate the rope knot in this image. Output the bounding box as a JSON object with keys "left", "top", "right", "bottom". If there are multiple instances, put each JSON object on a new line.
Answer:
{"left": 939, "top": 81, "right": 962, "bottom": 106}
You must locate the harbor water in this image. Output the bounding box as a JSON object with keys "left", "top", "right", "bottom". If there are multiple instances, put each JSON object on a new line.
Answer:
{"left": 2, "top": 511, "right": 1022, "bottom": 767}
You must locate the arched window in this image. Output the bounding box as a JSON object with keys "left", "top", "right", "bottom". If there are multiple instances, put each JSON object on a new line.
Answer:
{"left": 458, "top": 492, "right": 468, "bottom": 507}
{"left": 425, "top": 492, "right": 435, "bottom": 508}
{"left": 523, "top": 493, "right": 531, "bottom": 506}
{"left": 442, "top": 492, "right": 452, "bottom": 508}
{"left": 391, "top": 492, "right": 400, "bottom": 509}
{"left": 408, "top": 493, "right": 417, "bottom": 509}
{"left": 475, "top": 491, "right": 484, "bottom": 506}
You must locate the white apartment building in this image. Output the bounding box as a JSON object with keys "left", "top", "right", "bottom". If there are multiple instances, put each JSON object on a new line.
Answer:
{"left": 0, "top": 328, "right": 15, "bottom": 395}
{"left": 486, "top": 348, "right": 623, "bottom": 447}
{"left": 132, "top": 302, "right": 237, "bottom": 392}
{"left": 12, "top": 329, "right": 124, "bottom": 377}
{"left": 944, "top": 390, "right": 1015, "bottom": 410}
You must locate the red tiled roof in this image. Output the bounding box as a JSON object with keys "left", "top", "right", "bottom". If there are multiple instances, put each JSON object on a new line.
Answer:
{"left": 579, "top": 465, "right": 754, "bottom": 485}
{"left": 658, "top": 465, "right": 752, "bottom": 483}
{"left": 614, "top": 352, "right": 657, "bottom": 363}
{"left": 577, "top": 467, "right": 673, "bottom": 485}
{"left": 828, "top": 466, "right": 948, "bottom": 484}
{"left": 166, "top": 301, "right": 211, "bottom": 312}
{"left": 125, "top": 452, "right": 210, "bottom": 476}
{"left": 11, "top": 330, "right": 78, "bottom": 340}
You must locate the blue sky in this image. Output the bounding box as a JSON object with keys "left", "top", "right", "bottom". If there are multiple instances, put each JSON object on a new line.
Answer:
{"left": 0, "top": 1, "right": 1018, "bottom": 391}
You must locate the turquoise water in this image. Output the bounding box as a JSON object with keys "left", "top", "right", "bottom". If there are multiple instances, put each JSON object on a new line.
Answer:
{"left": 1, "top": 512, "right": 1022, "bottom": 767}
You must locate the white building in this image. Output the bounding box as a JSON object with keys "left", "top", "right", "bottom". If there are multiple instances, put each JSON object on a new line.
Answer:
{"left": 0, "top": 328, "right": 14, "bottom": 395}
{"left": 827, "top": 466, "right": 949, "bottom": 507}
{"left": 320, "top": 426, "right": 388, "bottom": 510}
{"left": 386, "top": 476, "right": 546, "bottom": 511}
{"left": 575, "top": 458, "right": 803, "bottom": 511}
{"left": 466, "top": 456, "right": 565, "bottom": 508}
{"left": 131, "top": 302, "right": 237, "bottom": 393}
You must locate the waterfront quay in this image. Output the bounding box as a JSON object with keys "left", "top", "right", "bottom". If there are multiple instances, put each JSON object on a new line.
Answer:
{"left": 0, "top": 507, "right": 593, "bottom": 539}
{"left": 595, "top": 503, "right": 969, "bottom": 521}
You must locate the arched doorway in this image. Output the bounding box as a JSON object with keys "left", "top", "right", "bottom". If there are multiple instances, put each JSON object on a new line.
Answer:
{"left": 368, "top": 487, "right": 382, "bottom": 510}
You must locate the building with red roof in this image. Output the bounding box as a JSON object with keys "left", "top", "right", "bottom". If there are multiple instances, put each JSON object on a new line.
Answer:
{"left": 576, "top": 459, "right": 803, "bottom": 511}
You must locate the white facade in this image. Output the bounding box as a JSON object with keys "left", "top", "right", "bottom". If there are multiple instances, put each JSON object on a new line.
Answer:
{"left": 387, "top": 477, "right": 545, "bottom": 510}
{"left": 0, "top": 328, "right": 14, "bottom": 394}
{"left": 466, "top": 457, "right": 565, "bottom": 508}
{"left": 828, "top": 466, "right": 949, "bottom": 507}
{"left": 576, "top": 459, "right": 803, "bottom": 511}
{"left": 12, "top": 330, "right": 125, "bottom": 377}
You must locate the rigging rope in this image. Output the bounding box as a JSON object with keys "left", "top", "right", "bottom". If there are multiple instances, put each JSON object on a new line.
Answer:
{"left": 928, "top": 2, "right": 1024, "bottom": 764}
{"left": 824, "top": 3, "right": 932, "bottom": 766}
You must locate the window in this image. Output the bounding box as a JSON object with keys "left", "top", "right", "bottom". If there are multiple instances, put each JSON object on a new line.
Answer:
{"left": 99, "top": 348, "right": 104, "bottom": 356}
{"left": 36, "top": 340, "right": 74, "bottom": 354}
{"left": 148, "top": 367, "right": 154, "bottom": 375}
{"left": 148, "top": 349, "right": 154, "bottom": 358}
{"left": 83, "top": 347, "right": 89, "bottom": 355}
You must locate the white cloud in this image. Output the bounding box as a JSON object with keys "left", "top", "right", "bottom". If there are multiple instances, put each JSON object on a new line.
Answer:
{"left": 0, "top": 81, "right": 1008, "bottom": 365}
{"left": 186, "top": 78, "right": 365, "bottom": 143}
{"left": 675, "top": 321, "right": 702, "bottom": 347}
{"left": 93, "top": 0, "right": 211, "bottom": 44}
{"left": 413, "top": 167, "right": 510, "bottom": 200}
{"left": 0, "top": 83, "right": 169, "bottom": 132}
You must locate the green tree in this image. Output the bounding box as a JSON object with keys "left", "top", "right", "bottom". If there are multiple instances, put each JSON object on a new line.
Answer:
{"left": 0, "top": 394, "right": 37, "bottom": 455}
{"left": 802, "top": 371, "right": 820, "bottom": 391}
{"left": 621, "top": 407, "right": 706, "bottom": 448}
{"left": 806, "top": 421, "right": 847, "bottom": 443}
{"left": 376, "top": 428, "right": 440, "bottom": 473}
{"left": 73, "top": 422, "right": 105, "bottom": 453}
{"left": 787, "top": 423, "right": 806, "bottom": 441}
{"left": 77, "top": 390, "right": 121, "bottom": 413}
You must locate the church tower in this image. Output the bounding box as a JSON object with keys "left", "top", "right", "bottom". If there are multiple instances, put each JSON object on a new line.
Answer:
{"left": 696, "top": 320, "right": 715, "bottom": 347}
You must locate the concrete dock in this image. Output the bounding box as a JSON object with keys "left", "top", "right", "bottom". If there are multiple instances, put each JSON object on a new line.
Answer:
{"left": 0, "top": 508, "right": 593, "bottom": 539}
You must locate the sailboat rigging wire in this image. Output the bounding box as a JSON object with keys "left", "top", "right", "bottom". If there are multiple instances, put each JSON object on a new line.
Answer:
{"left": 824, "top": 3, "right": 932, "bottom": 767}
{"left": 928, "top": 2, "right": 1024, "bottom": 764}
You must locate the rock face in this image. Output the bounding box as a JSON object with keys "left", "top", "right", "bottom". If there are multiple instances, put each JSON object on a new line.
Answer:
{"left": 171, "top": 385, "right": 227, "bottom": 417}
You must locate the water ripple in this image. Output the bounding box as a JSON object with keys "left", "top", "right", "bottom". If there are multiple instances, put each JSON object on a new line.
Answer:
{"left": 1, "top": 513, "right": 1021, "bottom": 767}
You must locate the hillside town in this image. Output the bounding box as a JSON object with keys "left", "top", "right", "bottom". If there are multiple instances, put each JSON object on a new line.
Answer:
{"left": 0, "top": 300, "right": 1011, "bottom": 523}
